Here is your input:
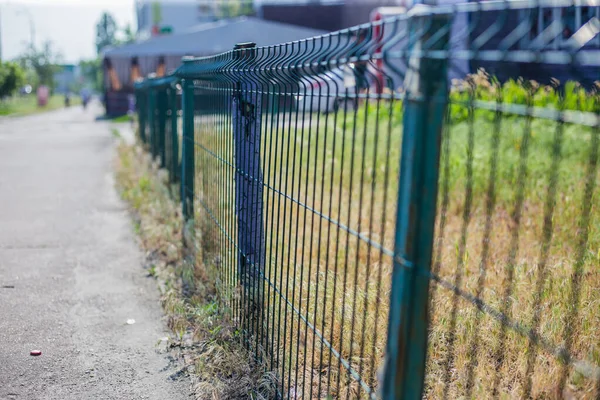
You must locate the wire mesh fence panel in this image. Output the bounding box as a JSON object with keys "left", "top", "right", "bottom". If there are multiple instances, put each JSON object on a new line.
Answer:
{"left": 175, "top": 19, "right": 411, "bottom": 397}
{"left": 133, "top": 0, "right": 600, "bottom": 398}
{"left": 422, "top": 2, "right": 600, "bottom": 399}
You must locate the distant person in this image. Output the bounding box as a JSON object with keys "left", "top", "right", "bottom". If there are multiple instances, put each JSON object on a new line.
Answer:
{"left": 81, "top": 89, "right": 91, "bottom": 109}
{"left": 64, "top": 92, "right": 71, "bottom": 108}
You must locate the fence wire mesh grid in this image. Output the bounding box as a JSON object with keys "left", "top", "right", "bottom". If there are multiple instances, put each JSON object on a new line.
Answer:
{"left": 133, "top": 1, "right": 600, "bottom": 398}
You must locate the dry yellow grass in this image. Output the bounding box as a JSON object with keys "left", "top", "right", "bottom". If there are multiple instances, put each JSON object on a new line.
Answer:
{"left": 115, "top": 140, "right": 277, "bottom": 399}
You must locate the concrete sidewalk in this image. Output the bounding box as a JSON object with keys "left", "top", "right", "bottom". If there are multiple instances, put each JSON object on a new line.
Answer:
{"left": 0, "top": 103, "right": 189, "bottom": 400}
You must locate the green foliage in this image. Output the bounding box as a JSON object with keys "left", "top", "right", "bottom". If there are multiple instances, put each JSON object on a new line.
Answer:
{"left": 216, "top": 0, "right": 254, "bottom": 18}
{"left": 0, "top": 95, "right": 79, "bottom": 116}
{"left": 121, "top": 24, "right": 136, "bottom": 45}
{"left": 18, "top": 42, "right": 62, "bottom": 90}
{"left": 111, "top": 115, "right": 133, "bottom": 123}
{"left": 0, "top": 61, "right": 25, "bottom": 98}
{"left": 449, "top": 69, "right": 599, "bottom": 124}
{"left": 95, "top": 13, "right": 136, "bottom": 56}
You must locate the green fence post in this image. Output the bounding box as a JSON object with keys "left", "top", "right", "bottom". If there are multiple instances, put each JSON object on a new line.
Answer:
{"left": 181, "top": 78, "right": 195, "bottom": 223}
{"left": 169, "top": 85, "right": 179, "bottom": 184}
{"left": 232, "top": 42, "right": 265, "bottom": 311}
{"left": 382, "top": 10, "right": 451, "bottom": 400}
{"left": 157, "top": 87, "right": 168, "bottom": 168}
{"left": 137, "top": 89, "right": 147, "bottom": 144}
{"left": 148, "top": 87, "right": 157, "bottom": 158}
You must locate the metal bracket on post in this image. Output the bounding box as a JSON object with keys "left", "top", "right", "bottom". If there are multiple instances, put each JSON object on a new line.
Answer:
{"left": 181, "top": 78, "right": 195, "bottom": 246}
{"left": 232, "top": 42, "right": 265, "bottom": 314}
{"left": 382, "top": 10, "right": 451, "bottom": 400}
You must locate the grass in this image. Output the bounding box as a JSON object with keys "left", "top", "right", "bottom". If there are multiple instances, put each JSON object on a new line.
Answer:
{"left": 114, "top": 139, "right": 277, "bottom": 399}
{"left": 192, "top": 100, "right": 399, "bottom": 399}
{"left": 189, "top": 80, "right": 599, "bottom": 399}
{"left": 427, "top": 111, "right": 599, "bottom": 399}
{"left": 111, "top": 128, "right": 122, "bottom": 139}
{"left": 111, "top": 114, "right": 133, "bottom": 123}
{"left": 0, "top": 95, "right": 81, "bottom": 116}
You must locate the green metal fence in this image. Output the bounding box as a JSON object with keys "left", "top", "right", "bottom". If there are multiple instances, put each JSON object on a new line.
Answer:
{"left": 135, "top": 75, "right": 181, "bottom": 187}
{"left": 134, "top": 1, "right": 600, "bottom": 398}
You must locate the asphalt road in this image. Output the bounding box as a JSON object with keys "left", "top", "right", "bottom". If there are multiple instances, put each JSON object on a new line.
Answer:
{"left": 0, "top": 104, "right": 189, "bottom": 400}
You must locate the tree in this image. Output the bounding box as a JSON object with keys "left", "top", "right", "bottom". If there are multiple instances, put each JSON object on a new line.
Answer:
{"left": 96, "top": 12, "right": 118, "bottom": 54}
{"left": 18, "top": 42, "right": 62, "bottom": 90}
{"left": 0, "top": 61, "right": 25, "bottom": 98}
{"left": 214, "top": 0, "right": 254, "bottom": 19}
{"left": 79, "top": 58, "right": 102, "bottom": 92}
{"left": 121, "top": 24, "right": 136, "bottom": 45}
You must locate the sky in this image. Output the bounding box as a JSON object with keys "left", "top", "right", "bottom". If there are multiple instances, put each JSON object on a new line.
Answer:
{"left": 0, "top": 0, "right": 136, "bottom": 63}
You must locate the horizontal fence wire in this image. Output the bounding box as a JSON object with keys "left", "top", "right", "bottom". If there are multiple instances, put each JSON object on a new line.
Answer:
{"left": 133, "top": 0, "right": 600, "bottom": 398}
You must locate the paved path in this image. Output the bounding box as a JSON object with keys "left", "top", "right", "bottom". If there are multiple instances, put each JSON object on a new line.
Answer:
{"left": 0, "top": 104, "right": 189, "bottom": 400}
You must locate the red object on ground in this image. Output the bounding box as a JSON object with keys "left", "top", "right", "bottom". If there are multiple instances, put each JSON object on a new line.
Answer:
{"left": 30, "top": 350, "right": 42, "bottom": 356}
{"left": 37, "top": 86, "right": 49, "bottom": 107}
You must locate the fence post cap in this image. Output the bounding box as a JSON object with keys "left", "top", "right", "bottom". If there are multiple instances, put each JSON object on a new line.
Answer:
{"left": 234, "top": 42, "right": 256, "bottom": 50}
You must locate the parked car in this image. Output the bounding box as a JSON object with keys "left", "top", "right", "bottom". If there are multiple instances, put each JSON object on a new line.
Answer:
{"left": 294, "top": 64, "right": 359, "bottom": 114}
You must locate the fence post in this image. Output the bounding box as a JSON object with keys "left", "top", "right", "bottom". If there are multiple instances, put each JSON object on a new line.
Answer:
{"left": 136, "top": 89, "right": 147, "bottom": 143}
{"left": 232, "top": 42, "right": 265, "bottom": 313}
{"left": 169, "top": 85, "right": 179, "bottom": 183}
{"left": 382, "top": 10, "right": 451, "bottom": 400}
{"left": 157, "top": 87, "right": 168, "bottom": 168}
{"left": 147, "top": 87, "right": 157, "bottom": 157}
{"left": 169, "top": 85, "right": 179, "bottom": 184}
{"left": 181, "top": 78, "right": 195, "bottom": 224}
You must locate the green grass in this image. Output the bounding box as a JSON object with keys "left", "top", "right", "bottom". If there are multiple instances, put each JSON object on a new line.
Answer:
{"left": 190, "top": 85, "right": 599, "bottom": 399}
{"left": 111, "top": 114, "right": 133, "bottom": 123}
{"left": 111, "top": 128, "right": 122, "bottom": 139}
{"left": 426, "top": 112, "right": 599, "bottom": 399}
{"left": 0, "top": 95, "right": 81, "bottom": 117}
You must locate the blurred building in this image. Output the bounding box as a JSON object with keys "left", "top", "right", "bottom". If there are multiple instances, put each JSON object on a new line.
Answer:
{"left": 259, "top": 0, "right": 402, "bottom": 31}
{"left": 102, "top": 17, "right": 326, "bottom": 116}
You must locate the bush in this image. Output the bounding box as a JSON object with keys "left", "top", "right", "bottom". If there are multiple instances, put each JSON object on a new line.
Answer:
{"left": 449, "top": 69, "right": 599, "bottom": 123}
{"left": 0, "top": 61, "right": 25, "bottom": 99}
